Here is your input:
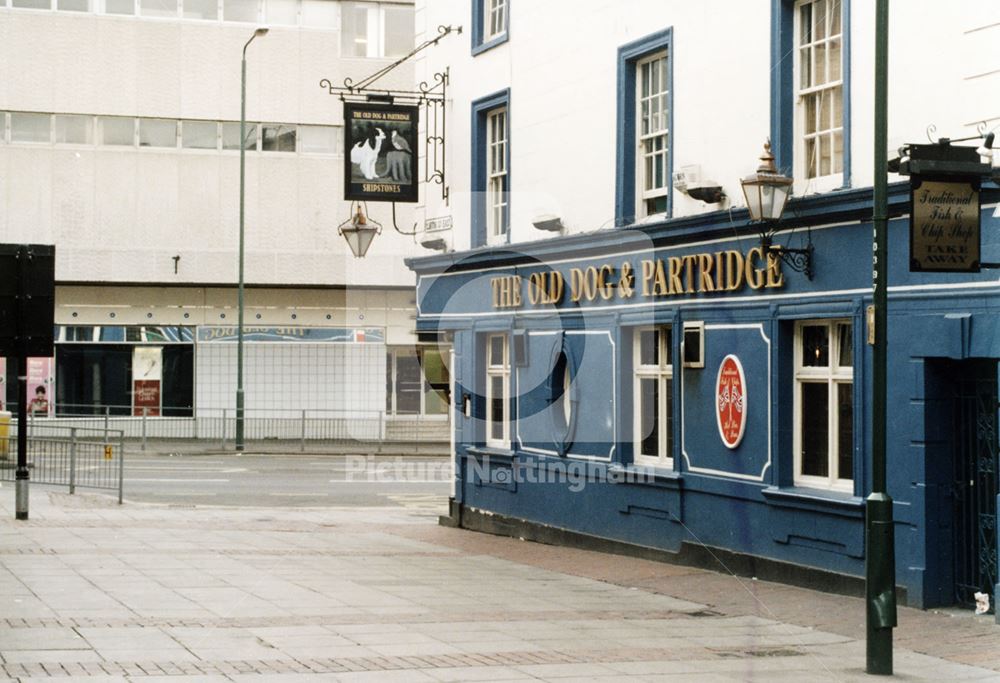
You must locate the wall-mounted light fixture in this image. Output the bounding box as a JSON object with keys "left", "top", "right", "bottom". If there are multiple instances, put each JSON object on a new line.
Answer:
{"left": 740, "top": 141, "right": 813, "bottom": 279}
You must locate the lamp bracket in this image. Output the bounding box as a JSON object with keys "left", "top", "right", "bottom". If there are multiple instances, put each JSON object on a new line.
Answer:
{"left": 760, "top": 234, "right": 814, "bottom": 280}
{"left": 391, "top": 202, "right": 419, "bottom": 236}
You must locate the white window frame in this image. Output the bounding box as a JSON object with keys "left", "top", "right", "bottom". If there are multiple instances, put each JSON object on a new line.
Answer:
{"left": 483, "top": 0, "right": 506, "bottom": 42}
{"left": 485, "top": 333, "right": 509, "bottom": 448}
{"left": 794, "top": 0, "right": 844, "bottom": 190}
{"left": 633, "top": 325, "right": 672, "bottom": 468}
{"left": 793, "top": 319, "right": 853, "bottom": 491}
{"left": 486, "top": 106, "right": 508, "bottom": 245}
{"left": 635, "top": 50, "right": 669, "bottom": 219}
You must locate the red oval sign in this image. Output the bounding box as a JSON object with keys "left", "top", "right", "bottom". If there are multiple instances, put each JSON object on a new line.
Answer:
{"left": 716, "top": 355, "right": 747, "bottom": 449}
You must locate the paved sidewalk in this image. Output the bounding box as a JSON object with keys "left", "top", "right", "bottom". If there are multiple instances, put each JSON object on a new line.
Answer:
{"left": 0, "top": 488, "right": 997, "bottom": 682}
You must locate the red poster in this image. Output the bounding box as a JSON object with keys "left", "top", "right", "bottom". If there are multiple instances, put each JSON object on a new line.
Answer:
{"left": 716, "top": 355, "right": 747, "bottom": 449}
{"left": 133, "top": 380, "right": 161, "bottom": 417}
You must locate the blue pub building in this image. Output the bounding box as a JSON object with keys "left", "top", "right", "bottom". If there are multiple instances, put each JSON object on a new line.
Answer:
{"left": 408, "top": 0, "right": 1000, "bottom": 613}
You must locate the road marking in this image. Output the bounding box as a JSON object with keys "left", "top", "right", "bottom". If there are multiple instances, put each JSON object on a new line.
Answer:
{"left": 127, "top": 466, "right": 237, "bottom": 472}
{"left": 327, "top": 479, "right": 449, "bottom": 484}
{"left": 266, "top": 492, "right": 328, "bottom": 496}
{"left": 128, "top": 460, "right": 227, "bottom": 465}
{"left": 127, "top": 478, "right": 231, "bottom": 483}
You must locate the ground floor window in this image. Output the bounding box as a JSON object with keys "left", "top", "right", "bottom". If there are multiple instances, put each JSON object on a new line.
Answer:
{"left": 11, "top": 325, "right": 198, "bottom": 417}
{"left": 385, "top": 346, "right": 450, "bottom": 416}
{"left": 794, "top": 319, "right": 853, "bottom": 489}
{"left": 633, "top": 325, "right": 673, "bottom": 466}
{"left": 484, "top": 333, "right": 510, "bottom": 447}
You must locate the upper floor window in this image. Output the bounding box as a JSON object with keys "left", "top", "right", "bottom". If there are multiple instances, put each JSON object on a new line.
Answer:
{"left": 2, "top": 111, "right": 340, "bottom": 155}
{"left": 471, "top": 89, "right": 510, "bottom": 247}
{"left": 794, "top": 320, "right": 853, "bottom": 490}
{"left": 9, "top": 0, "right": 346, "bottom": 30}
{"left": 615, "top": 28, "right": 672, "bottom": 226}
{"left": 633, "top": 326, "right": 673, "bottom": 468}
{"left": 471, "top": 0, "right": 508, "bottom": 55}
{"left": 486, "top": 106, "right": 509, "bottom": 244}
{"left": 484, "top": 0, "right": 505, "bottom": 41}
{"left": 341, "top": 2, "right": 414, "bottom": 58}
{"left": 795, "top": 0, "right": 844, "bottom": 181}
{"left": 637, "top": 50, "right": 669, "bottom": 217}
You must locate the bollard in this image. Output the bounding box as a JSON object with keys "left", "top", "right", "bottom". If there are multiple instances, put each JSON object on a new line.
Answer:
{"left": 117, "top": 434, "right": 125, "bottom": 505}
{"left": 69, "top": 427, "right": 77, "bottom": 495}
{"left": 301, "top": 409, "right": 306, "bottom": 452}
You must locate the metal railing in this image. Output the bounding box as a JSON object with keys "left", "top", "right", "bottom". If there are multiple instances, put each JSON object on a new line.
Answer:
{"left": 0, "top": 424, "right": 125, "bottom": 503}
{"left": 15, "top": 404, "right": 450, "bottom": 452}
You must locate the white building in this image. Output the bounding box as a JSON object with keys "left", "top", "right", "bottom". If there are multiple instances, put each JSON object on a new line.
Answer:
{"left": 0, "top": 0, "right": 450, "bottom": 439}
{"left": 414, "top": 0, "right": 997, "bottom": 248}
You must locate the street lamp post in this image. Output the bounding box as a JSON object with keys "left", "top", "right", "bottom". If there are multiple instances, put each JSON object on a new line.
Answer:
{"left": 236, "top": 26, "right": 268, "bottom": 452}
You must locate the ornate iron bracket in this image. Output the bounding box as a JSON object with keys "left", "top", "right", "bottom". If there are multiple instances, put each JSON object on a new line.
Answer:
{"left": 759, "top": 230, "right": 814, "bottom": 280}
{"left": 319, "top": 25, "right": 459, "bottom": 205}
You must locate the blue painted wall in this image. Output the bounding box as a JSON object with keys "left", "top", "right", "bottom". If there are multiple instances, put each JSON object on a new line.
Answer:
{"left": 414, "top": 185, "right": 1000, "bottom": 608}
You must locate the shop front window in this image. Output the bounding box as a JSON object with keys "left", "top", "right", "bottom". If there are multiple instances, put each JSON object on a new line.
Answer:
{"left": 385, "top": 347, "right": 450, "bottom": 416}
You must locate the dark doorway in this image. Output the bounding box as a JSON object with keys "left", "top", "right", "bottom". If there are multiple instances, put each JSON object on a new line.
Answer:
{"left": 951, "top": 359, "right": 998, "bottom": 608}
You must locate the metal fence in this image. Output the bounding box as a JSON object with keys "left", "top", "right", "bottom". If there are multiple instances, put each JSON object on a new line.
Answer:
{"left": 0, "top": 424, "right": 125, "bottom": 503}
{"left": 14, "top": 405, "right": 450, "bottom": 452}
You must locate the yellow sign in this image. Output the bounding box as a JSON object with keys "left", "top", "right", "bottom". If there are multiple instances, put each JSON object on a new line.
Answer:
{"left": 104, "top": 445, "right": 113, "bottom": 460}
{"left": 490, "top": 246, "right": 785, "bottom": 310}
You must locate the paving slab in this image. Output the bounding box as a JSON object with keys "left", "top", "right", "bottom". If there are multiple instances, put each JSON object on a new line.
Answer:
{"left": 0, "top": 486, "right": 997, "bottom": 682}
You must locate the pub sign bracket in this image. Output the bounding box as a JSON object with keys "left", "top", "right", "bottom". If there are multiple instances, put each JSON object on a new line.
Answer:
{"left": 320, "top": 25, "right": 460, "bottom": 205}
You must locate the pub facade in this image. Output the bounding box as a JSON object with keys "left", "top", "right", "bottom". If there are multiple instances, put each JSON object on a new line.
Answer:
{"left": 408, "top": 0, "right": 1000, "bottom": 611}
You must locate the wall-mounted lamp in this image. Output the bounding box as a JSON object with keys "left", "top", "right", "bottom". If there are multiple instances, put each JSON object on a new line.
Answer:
{"left": 338, "top": 203, "right": 382, "bottom": 258}
{"left": 740, "top": 141, "right": 814, "bottom": 279}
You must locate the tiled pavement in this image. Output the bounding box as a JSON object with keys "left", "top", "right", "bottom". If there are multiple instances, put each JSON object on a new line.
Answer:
{"left": 0, "top": 489, "right": 998, "bottom": 682}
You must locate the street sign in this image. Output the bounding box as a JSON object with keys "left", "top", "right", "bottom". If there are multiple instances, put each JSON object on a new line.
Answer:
{"left": 0, "top": 244, "right": 55, "bottom": 358}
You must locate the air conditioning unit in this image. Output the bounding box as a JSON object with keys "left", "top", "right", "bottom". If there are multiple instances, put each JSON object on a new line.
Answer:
{"left": 673, "top": 164, "right": 701, "bottom": 193}
{"left": 531, "top": 214, "right": 564, "bottom": 232}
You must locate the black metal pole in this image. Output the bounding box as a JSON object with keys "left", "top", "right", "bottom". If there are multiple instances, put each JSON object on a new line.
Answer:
{"left": 15, "top": 355, "right": 28, "bottom": 521}
{"left": 15, "top": 247, "right": 29, "bottom": 521}
{"left": 866, "top": 0, "right": 896, "bottom": 674}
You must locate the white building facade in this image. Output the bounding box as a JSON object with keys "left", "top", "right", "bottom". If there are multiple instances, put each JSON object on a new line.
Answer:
{"left": 0, "top": 0, "right": 451, "bottom": 438}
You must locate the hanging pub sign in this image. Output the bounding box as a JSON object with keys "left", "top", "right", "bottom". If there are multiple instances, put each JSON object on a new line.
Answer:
{"left": 899, "top": 141, "right": 990, "bottom": 274}
{"left": 910, "top": 178, "right": 981, "bottom": 273}
{"left": 344, "top": 103, "right": 419, "bottom": 203}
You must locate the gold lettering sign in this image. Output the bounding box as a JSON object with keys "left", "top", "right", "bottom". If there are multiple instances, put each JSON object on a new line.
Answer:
{"left": 910, "top": 179, "right": 980, "bottom": 272}
{"left": 490, "top": 246, "right": 786, "bottom": 310}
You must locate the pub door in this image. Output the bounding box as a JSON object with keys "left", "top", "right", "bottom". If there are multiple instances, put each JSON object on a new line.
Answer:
{"left": 951, "top": 359, "right": 999, "bottom": 609}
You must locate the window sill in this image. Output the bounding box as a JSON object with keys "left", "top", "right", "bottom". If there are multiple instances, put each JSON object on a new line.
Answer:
{"left": 609, "top": 463, "right": 683, "bottom": 489}
{"left": 761, "top": 486, "right": 864, "bottom": 519}
{"left": 466, "top": 445, "right": 516, "bottom": 464}
{"left": 472, "top": 32, "right": 508, "bottom": 56}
